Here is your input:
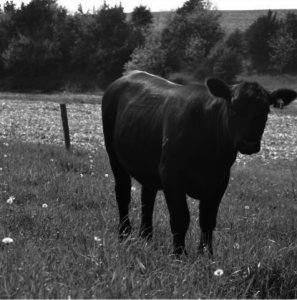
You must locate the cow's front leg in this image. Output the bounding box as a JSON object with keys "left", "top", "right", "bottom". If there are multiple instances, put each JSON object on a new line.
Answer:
{"left": 198, "top": 174, "right": 229, "bottom": 256}
{"left": 198, "top": 199, "right": 219, "bottom": 256}
{"left": 161, "top": 170, "right": 190, "bottom": 257}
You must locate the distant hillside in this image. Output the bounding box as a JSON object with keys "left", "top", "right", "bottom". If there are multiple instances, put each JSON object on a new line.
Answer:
{"left": 148, "top": 9, "right": 297, "bottom": 35}
{"left": 219, "top": 9, "right": 297, "bottom": 34}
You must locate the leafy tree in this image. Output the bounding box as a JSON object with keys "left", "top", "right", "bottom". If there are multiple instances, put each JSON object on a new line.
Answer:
{"left": 94, "top": 2, "right": 137, "bottom": 81}
{"left": 225, "top": 28, "right": 245, "bottom": 56}
{"left": 161, "top": 8, "right": 223, "bottom": 71}
{"left": 2, "top": 33, "right": 61, "bottom": 76}
{"left": 68, "top": 12, "right": 99, "bottom": 70}
{"left": 3, "top": 1, "right": 16, "bottom": 14}
{"left": 176, "top": 0, "right": 204, "bottom": 15}
{"left": 268, "top": 28, "right": 297, "bottom": 73}
{"left": 245, "top": 10, "right": 279, "bottom": 71}
{"left": 131, "top": 5, "right": 153, "bottom": 28}
{"left": 183, "top": 34, "right": 207, "bottom": 70}
{"left": 124, "top": 29, "right": 167, "bottom": 76}
{"left": 11, "top": 0, "right": 67, "bottom": 38}
{"left": 128, "top": 5, "right": 153, "bottom": 50}
{"left": 282, "top": 12, "right": 297, "bottom": 71}
{"left": 2, "top": 0, "right": 68, "bottom": 76}
{"left": 0, "top": 3, "right": 16, "bottom": 70}
{"left": 284, "top": 12, "right": 297, "bottom": 40}
{"left": 206, "top": 42, "right": 243, "bottom": 83}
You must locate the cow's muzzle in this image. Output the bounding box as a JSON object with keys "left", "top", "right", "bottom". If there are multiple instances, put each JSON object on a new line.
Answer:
{"left": 238, "top": 140, "right": 261, "bottom": 155}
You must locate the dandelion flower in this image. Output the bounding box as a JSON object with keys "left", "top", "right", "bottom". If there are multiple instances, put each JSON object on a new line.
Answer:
{"left": 7, "top": 196, "right": 15, "bottom": 204}
{"left": 94, "top": 236, "right": 102, "bottom": 242}
{"left": 105, "top": 174, "right": 109, "bottom": 177}
{"left": 42, "top": 204, "right": 48, "bottom": 208}
{"left": 131, "top": 187, "right": 136, "bottom": 191}
{"left": 234, "top": 243, "right": 240, "bottom": 249}
{"left": 214, "top": 269, "right": 224, "bottom": 276}
{"left": 245, "top": 206, "right": 249, "bottom": 210}
{"left": 2, "top": 237, "right": 13, "bottom": 244}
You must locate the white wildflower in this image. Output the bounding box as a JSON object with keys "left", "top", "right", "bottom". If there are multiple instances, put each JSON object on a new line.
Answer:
{"left": 2, "top": 237, "right": 13, "bottom": 244}
{"left": 94, "top": 236, "right": 102, "bottom": 242}
{"left": 214, "top": 269, "right": 224, "bottom": 276}
{"left": 42, "top": 204, "right": 48, "bottom": 208}
{"left": 7, "top": 196, "right": 15, "bottom": 204}
{"left": 234, "top": 243, "right": 240, "bottom": 249}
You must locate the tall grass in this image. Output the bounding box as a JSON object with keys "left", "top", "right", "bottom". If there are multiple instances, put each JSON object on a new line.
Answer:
{"left": 0, "top": 139, "right": 297, "bottom": 298}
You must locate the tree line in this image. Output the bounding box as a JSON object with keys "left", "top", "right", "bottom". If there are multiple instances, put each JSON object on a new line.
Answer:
{"left": 0, "top": 0, "right": 296, "bottom": 91}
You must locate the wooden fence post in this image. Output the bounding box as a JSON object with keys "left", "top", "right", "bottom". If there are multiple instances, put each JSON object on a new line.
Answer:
{"left": 60, "top": 104, "right": 71, "bottom": 151}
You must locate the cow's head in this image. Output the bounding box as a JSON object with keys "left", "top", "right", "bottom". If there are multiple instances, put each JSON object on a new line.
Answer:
{"left": 206, "top": 78, "right": 296, "bottom": 155}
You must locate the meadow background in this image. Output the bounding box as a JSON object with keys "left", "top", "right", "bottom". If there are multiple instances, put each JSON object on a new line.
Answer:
{"left": 1, "top": 3, "right": 297, "bottom": 299}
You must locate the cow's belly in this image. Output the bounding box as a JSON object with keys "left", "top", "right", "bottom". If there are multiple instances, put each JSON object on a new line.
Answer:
{"left": 114, "top": 130, "right": 163, "bottom": 190}
{"left": 119, "top": 158, "right": 163, "bottom": 190}
{"left": 184, "top": 170, "right": 229, "bottom": 200}
{"left": 129, "top": 170, "right": 163, "bottom": 190}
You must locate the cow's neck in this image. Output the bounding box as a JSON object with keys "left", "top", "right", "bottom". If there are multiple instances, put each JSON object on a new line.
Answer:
{"left": 204, "top": 99, "right": 237, "bottom": 163}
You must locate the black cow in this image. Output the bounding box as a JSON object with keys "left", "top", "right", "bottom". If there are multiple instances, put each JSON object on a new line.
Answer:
{"left": 102, "top": 71, "right": 296, "bottom": 257}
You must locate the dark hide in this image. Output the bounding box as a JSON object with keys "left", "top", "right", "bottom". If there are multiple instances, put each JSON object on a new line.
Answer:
{"left": 102, "top": 71, "right": 296, "bottom": 257}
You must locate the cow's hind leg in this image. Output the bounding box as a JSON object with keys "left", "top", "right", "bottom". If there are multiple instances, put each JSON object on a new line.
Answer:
{"left": 139, "top": 186, "right": 157, "bottom": 240}
{"left": 198, "top": 173, "right": 229, "bottom": 256}
{"left": 109, "top": 157, "right": 132, "bottom": 240}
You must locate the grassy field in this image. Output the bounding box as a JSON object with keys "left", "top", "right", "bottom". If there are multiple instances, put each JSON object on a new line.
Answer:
{"left": 0, "top": 76, "right": 297, "bottom": 298}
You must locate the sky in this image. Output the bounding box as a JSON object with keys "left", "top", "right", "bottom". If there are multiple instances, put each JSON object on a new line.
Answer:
{"left": 2, "top": 0, "right": 297, "bottom": 13}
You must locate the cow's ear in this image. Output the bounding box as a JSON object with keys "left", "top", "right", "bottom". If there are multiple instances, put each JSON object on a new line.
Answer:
{"left": 270, "top": 89, "right": 297, "bottom": 108}
{"left": 205, "top": 78, "right": 232, "bottom": 102}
